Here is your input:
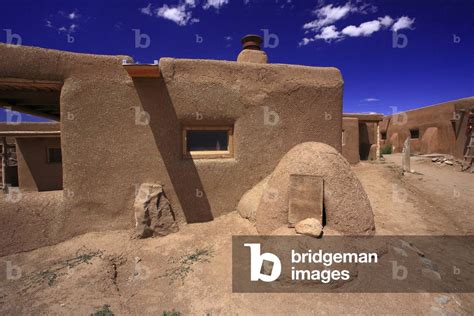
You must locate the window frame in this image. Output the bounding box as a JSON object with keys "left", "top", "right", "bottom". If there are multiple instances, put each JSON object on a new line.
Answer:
{"left": 409, "top": 128, "right": 420, "bottom": 139}
{"left": 46, "top": 147, "right": 62, "bottom": 164}
{"left": 182, "top": 126, "right": 234, "bottom": 159}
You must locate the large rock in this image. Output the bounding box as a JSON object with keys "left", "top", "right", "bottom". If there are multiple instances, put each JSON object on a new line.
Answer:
{"left": 255, "top": 142, "right": 375, "bottom": 235}
{"left": 295, "top": 218, "right": 323, "bottom": 237}
{"left": 134, "top": 183, "right": 179, "bottom": 238}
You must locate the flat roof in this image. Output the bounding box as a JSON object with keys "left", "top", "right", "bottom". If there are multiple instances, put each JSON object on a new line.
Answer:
{"left": 0, "top": 130, "right": 60, "bottom": 137}
{"left": 343, "top": 113, "right": 384, "bottom": 122}
{"left": 0, "top": 78, "right": 61, "bottom": 120}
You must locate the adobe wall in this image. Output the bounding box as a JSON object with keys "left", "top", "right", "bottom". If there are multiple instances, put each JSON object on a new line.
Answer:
{"left": 383, "top": 98, "right": 473, "bottom": 156}
{"left": 342, "top": 117, "right": 360, "bottom": 164}
{"left": 0, "top": 44, "right": 343, "bottom": 240}
{"left": 15, "top": 137, "right": 62, "bottom": 191}
{"left": 358, "top": 121, "right": 378, "bottom": 160}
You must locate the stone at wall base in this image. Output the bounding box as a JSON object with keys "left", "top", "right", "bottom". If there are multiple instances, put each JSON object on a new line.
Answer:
{"left": 133, "top": 183, "right": 179, "bottom": 238}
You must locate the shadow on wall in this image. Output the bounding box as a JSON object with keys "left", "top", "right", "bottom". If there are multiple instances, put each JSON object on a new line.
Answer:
{"left": 359, "top": 123, "right": 370, "bottom": 160}
{"left": 132, "top": 78, "right": 213, "bottom": 223}
{"left": 17, "top": 138, "right": 63, "bottom": 191}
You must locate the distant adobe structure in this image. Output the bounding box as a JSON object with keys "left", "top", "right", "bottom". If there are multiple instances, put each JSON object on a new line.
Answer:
{"left": 1, "top": 35, "right": 372, "bottom": 243}
{"left": 342, "top": 113, "right": 383, "bottom": 164}
{"left": 380, "top": 97, "right": 474, "bottom": 158}
{"left": 0, "top": 122, "right": 61, "bottom": 192}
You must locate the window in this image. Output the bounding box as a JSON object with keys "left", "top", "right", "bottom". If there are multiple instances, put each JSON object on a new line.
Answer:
{"left": 47, "top": 147, "right": 62, "bottom": 163}
{"left": 410, "top": 129, "right": 419, "bottom": 139}
{"left": 381, "top": 132, "right": 387, "bottom": 140}
{"left": 182, "top": 126, "right": 233, "bottom": 159}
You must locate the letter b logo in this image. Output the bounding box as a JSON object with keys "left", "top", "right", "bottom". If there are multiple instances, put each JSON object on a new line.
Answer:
{"left": 244, "top": 243, "right": 281, "bottom": 282}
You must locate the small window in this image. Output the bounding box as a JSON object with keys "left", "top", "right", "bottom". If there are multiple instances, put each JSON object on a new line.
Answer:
{"left": 381, "top": 132, "right": 387, "bottom": 140}
{"left": 183, "top": 126, "right": 233, "bottom": 159}
{"left": 410, "top": 129, "right": 419, "bottom": 139}
{"left": 47, "top": 147, "right": 62, "bottom": 163}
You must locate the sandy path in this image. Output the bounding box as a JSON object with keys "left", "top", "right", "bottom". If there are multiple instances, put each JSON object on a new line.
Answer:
{"left": 0, "top": 161, "right": 472, "bottom": 315}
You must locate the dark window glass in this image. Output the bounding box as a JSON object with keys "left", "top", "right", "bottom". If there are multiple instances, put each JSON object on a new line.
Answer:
{"left": 48, "top": 148, "right": 62, "bottom": 163}
{"left": 410, "top": 129, "right": 419, "bottom": 139}
{"left": 381, "top": 132, "right": 387, "bottom": 140}
{"left": 187, "top": 130, "right": 229, "bottom": 151}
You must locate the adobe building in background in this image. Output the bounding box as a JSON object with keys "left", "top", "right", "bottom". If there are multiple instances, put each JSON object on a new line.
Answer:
{"left": 0, "top": 123, "right": 62, "bottom": 191}
{"left": 0, "top": 36, "right": 343, "bottom": 237}
{"left": 381, "top": 97, "right": 474, "bottom": 158}
{"left": 342, "top": 113, "right": 383, "bottom": 164}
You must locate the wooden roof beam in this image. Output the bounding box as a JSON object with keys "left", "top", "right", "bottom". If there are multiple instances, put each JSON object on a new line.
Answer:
{"left": 122, "top": 60, "right": 161, "bottom": 78}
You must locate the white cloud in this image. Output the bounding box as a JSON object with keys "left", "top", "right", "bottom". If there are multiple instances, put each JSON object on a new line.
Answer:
{"left": 303, "top": 3, "right": 353, "bottom": 31}
{"left": 141, "top": 0, "right": 229, "bottom": 26}
{"left": 46, "top": 10, "right": 82, "bottom": 35}
{"left": 315, "top": 25, "right": 341, "bottom": 41}
{"left": 342, "top": 19, "right": 382, "bottom": 37}
{"left": 379, "top": 15, "right": 394, "bottom": 27}
{"left": 392, "top": 16, "right": 415, "bottom": 32}
{"left": 299, "top": 37, "right": 314, "bottom": 47}
{"left": 140, "top": 3, "right": 153, "bottom": 16}
{"left": 157, "top": 4, "right": 195, "bottom": 26}
{"left": 203, "top": 0, "right": 230, "bottom": 10}
{"left": 58, "top": 24, "right": 78, "bottom": 34}
{"left": 68, "top": 11, "right": 80, "bottom": 20}
{"left": 363, "top": 98, "right": 380, "bottom": 102}
{"left": 300, "top": 1, "right": 414, "bottom": 46}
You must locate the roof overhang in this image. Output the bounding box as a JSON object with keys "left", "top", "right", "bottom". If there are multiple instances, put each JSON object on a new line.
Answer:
{"left": 123, "top": 61, "right": 161, "bottom": 78}
{"left": 0, "top": 78, "right": 61, "bottom": 120}
{"left": 343, "top": 113, "right": 384, "bottom": 122}
{"left": 0, "top": 130, "right": 60, "bottom": 138}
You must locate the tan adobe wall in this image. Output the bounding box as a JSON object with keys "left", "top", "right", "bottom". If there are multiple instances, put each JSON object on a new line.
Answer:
{"left": 15, "top": 137, "right": 62, "bottom": 191}
{"left": 0, "top": 44, "right": 343, "bottom": 239}
{"left": 383, "top": 98, "right": 473, "bottom": 156}
{"left": 358, "top": 121, "right": 378, "bottom": 160}
{"left": 342, "top": 117, "right": 360, "bottom": 164}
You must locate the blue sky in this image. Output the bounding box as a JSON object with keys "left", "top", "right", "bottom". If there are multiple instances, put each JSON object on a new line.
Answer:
{"left": 1, "top": 0, "right": 473, "bottom": 121}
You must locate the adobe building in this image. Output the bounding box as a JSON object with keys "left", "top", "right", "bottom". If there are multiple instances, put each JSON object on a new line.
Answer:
{"left": 0, "top": 36, "right": 349, "bottom": 238}
{"left": 342, "top": 113, "right": 383, "bottom": 164}
{"left": 0, "top": 123, "right": 62, "bottom": 191}
{"left": 380, "top": 97, "right": 474, "bottom": 159}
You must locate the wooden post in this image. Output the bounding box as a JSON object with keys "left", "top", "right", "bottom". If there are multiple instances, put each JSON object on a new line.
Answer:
{"left": 1, "top": 137, "right": 6, "bottom": 191}
{"left": 376, "top": 122, "right": 381, "bottom": 160}
{"left": 402, "top": 136, "right": 411, "bottom": 172}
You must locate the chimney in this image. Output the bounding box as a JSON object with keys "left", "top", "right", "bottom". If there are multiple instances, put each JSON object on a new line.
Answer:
{"left": 237, "top": 34, "right": 268, "bottom": 64}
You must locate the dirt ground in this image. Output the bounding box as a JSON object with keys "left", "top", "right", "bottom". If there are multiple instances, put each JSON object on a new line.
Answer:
{"left": 0, "top": 155, "right": 473, "bottom": 315}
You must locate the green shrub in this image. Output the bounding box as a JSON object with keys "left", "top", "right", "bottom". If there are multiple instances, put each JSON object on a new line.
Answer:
{"left": 92, "top": 305, "right": 113, "bottom": 316}
{"left": 163, "top": 310, "right": 181, "bottom": 316}
{"left": 380, "top": 143, "right": 392, "bottom": 155}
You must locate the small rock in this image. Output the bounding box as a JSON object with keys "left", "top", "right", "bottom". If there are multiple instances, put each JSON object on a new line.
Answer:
{"left": 434, "top": 295, "right": 450, "bottom": 305}
{"left": 295, "top": 218, "right": 322, "bottom": 238}
{"left": 445, "top": 160, "right": 453, "bottom": 166}
{"left": 432, "top": 158, "right": 438, "bottom": 162}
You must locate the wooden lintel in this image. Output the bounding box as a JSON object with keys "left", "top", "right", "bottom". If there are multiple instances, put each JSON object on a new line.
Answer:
{"left": 123, "top": 64, "right": 161, "bottom": 78}
{"left": 0, "top": 131, "right": 61, "bottom": 137}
